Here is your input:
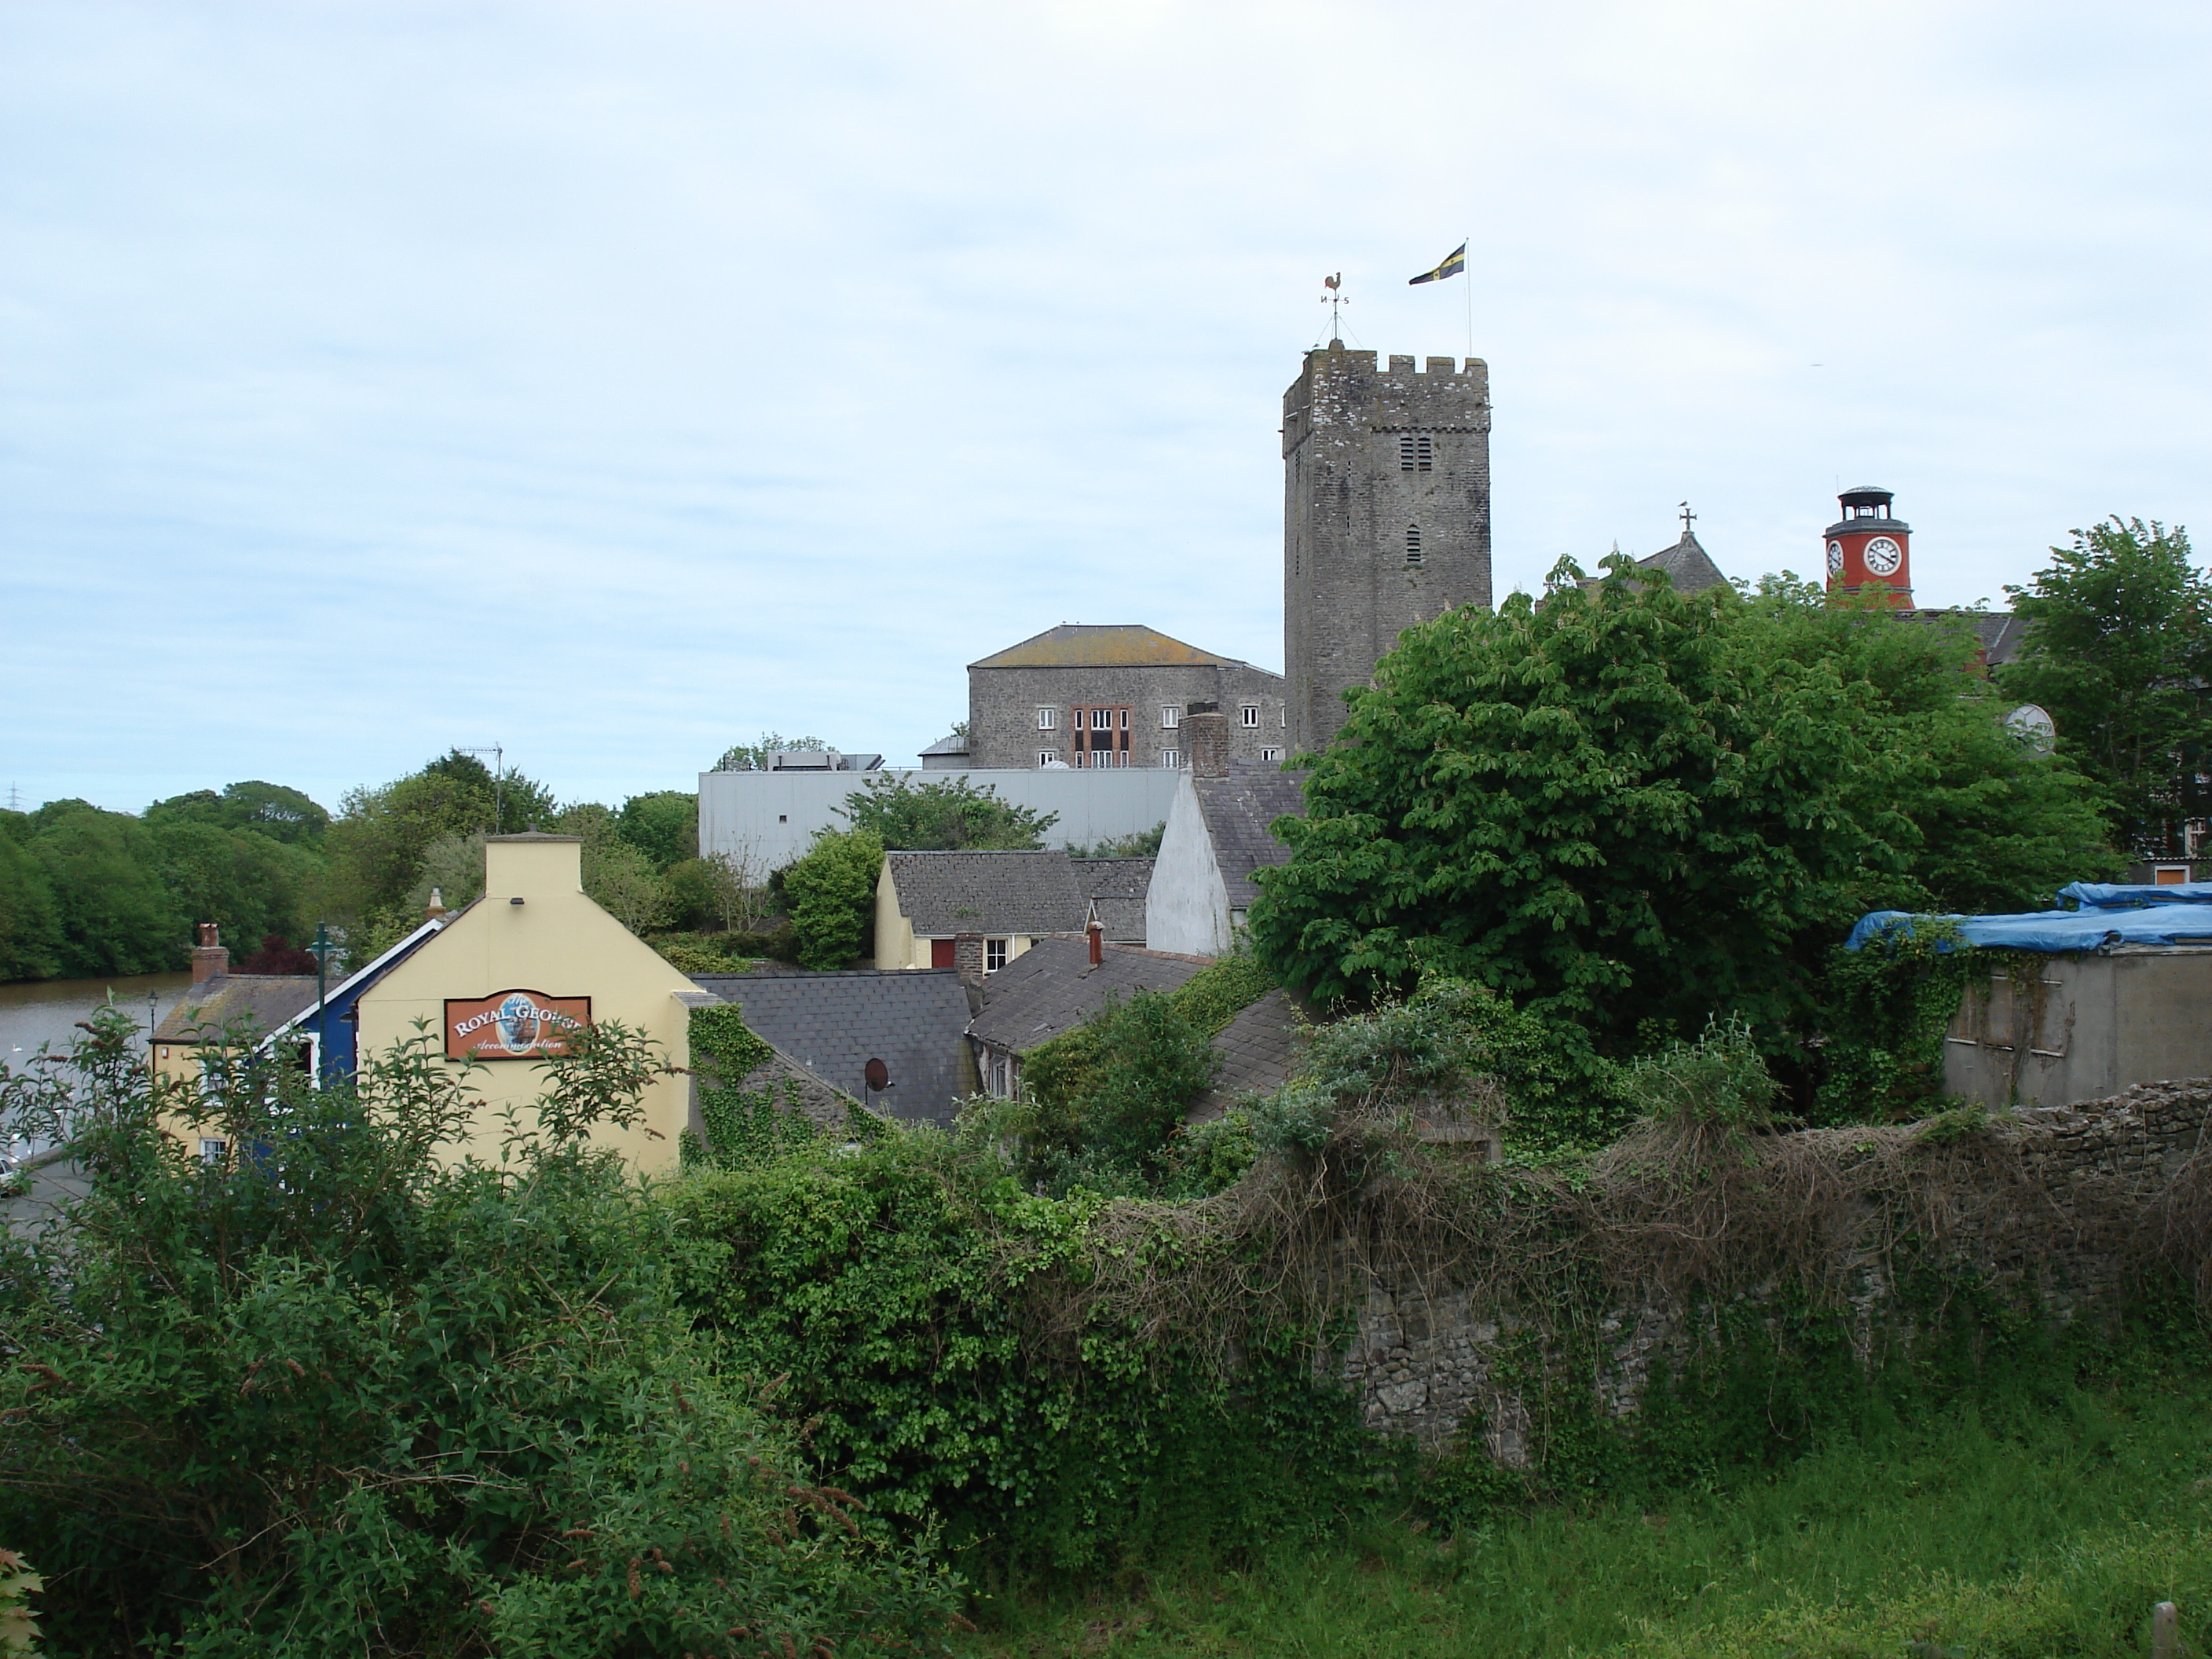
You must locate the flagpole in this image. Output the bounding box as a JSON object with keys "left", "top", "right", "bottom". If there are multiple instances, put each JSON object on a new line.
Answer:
{"left": 1464, "top": 229, "right": 1472, "bottom": 361}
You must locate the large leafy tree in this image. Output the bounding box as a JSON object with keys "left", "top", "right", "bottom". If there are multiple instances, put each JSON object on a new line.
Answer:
{"left": 22, "top": 802, "right": 183, "bottom": 976}
{"left": 1248, "top": 559, "right": 2111, "bottom": 1047}
{"left": 1998, "top": 517, "right": 2212, "bottom": 858}
{"left": 837, "top": 774, "right": 1057, "bottom": 851}
{"left": 324, "top": 751, "right": 557, "bottom": 928}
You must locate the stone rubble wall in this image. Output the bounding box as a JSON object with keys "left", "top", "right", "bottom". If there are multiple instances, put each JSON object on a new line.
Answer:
{"left": 1336, "top": 1079, "right": 2212, "bottom": 1453}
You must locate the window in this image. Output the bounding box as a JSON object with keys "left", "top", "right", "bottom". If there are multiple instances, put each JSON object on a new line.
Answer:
{"left": 1405, "top": 524, "right": 1423, "bottom": 567}
{"left": 1280, "top": 707, "right": 1288, "bottom": 727}
{"left": 1240, "top": 704, "right": 1261, "bottom": 728}
{"left": 1398, "top": 434, "right": 1433, "bottom": 472}
{"left": 1038, "top": 749, "right": 1058, "bottom": 767}
{"left": 1159, "top": 748, "right": 1181, "bottom": 768}
{"left": 985, "top": 938, "right": 1009, "bottom": 972}
{"left": 1036, "top": 707, "right": 1057, "bottom": 731}
{"left": 1160, "top": 705, "right": 1180, "bottom": 729}
{"left": 1070, "top": 705, "right": 1132, "bottom": 766}
{"left": 1260, "top": 747, "right": 1282, "bottom": 762}
{"left": 198, "top": 1137, "right": 227, "bottom": 1165}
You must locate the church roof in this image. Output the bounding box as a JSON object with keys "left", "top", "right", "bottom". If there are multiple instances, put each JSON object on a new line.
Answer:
{"left": 1633, "top": 530, "right": 1730, "bottom": 595}
{"left": 970, "top": 624, "right": 1251, "bottom": 670}
{"left": 1571, "top": 529, "right": 1730, "bottom": 600}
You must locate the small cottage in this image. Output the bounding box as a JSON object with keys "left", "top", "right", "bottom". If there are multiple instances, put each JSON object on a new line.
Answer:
{"left": 873, "top": 849, "right": 1152, "bottom": 972}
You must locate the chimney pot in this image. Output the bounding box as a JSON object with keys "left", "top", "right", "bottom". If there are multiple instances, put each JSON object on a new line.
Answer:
{"left": 1086, "top": 918, "right": 1104, "bottom": 966}
{"left": 190, "top": 923, "right": 229, "bottom": 983}
{"left": 1184, "top": 702, "right": 1229, "bottom": 778}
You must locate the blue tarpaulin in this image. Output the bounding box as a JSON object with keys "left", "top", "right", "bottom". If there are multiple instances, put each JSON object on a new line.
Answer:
{"left": 1846, "top": 880, "right": 2212, "bottom": 954}
{"left": 2054, "top": 881, "right": 2212, "bottom": 910}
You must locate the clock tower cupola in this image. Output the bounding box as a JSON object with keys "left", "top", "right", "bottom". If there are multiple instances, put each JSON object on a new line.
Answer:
{"left": 1824, "top": 485, "right": 1913, "bottom": 608}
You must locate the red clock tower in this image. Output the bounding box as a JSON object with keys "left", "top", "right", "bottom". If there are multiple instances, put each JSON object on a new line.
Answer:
{"left": 1824, "top": 485, "right": 1913, "bottom": 608}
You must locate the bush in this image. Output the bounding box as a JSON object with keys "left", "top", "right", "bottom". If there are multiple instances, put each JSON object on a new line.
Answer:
{"left": 661, "top": 1130, "right": 1393, "bottom": 1571}
{"left": 781, "top": 829, "right": 882, "bottom": 969}
{"left": 0, "top": 1010, "right": 958, "bottom": 1655}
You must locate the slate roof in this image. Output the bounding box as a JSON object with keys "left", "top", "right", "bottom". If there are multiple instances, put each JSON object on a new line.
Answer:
{"left": 966, "top": 939, "right": 1210, "bottom": 1055}
{"left": 1574, "top": 529, "right": 1729, "bottom": 599}
{"left": 1188, "top": 990, "right": 1309, "bottom": 1123}
{"left": 1071, "top": 857, "right": 1154, "bottom": 943}
{"left": 885, "top": 850, "right": 1088, "bottom": 938}
{"left": 688, "top": 970, "right": 976, "bottom": 1128}
{"left": 969, "top": 624, "right": 1258, "bottom": 671}
{"left": 154, "top": 976, "right": 324, "bottom": 1044}
{"left": 1908, "top": 609, "right": 2031, "bottom": 667}
{"left": 1193, "top": 762, "right": 1309, "bottom": 907}
{"left": 919, "top": 733, "right": 970, "bottom": 758}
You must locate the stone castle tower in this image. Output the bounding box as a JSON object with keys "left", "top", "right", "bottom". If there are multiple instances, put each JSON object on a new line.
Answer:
{"left": 1282, "top": 341, "right": 1492, "bottom": 751}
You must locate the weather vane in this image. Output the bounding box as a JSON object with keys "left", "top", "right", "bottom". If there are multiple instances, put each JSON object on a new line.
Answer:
{"left": 1321, "top": 273, "right": 1348, "bottom": 342}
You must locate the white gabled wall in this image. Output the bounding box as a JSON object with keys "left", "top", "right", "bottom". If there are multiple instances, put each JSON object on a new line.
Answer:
{"left": 1144, "top": 771, "right": 1232, "bottom": 956}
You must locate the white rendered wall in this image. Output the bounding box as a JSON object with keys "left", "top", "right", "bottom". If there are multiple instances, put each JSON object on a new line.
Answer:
{"left": 698, "top": 767, "right": 1185, "bottom": 873}
{"left": 1144, "top": 772, "right": 1232, "bottom": 957}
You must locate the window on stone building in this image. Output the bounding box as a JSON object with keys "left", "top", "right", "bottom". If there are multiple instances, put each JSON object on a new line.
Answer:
{"left": 1071, "top": 705, "right": 1132, "bottom": 767}
{"left": 1405, "top": 524, "right": 1424, "bottom": 567}
{"left": 1036, "top": 707, "right": 1057, "bottom": 731}
{"left": 986, "top": 938, "right": 1009, "bottom": 973}
{"left": 1159, "top": 748, "right": 1181, "bottom": 768}
{"left": 1260, "top": 747, "right": 1282, "bottom": 762}
{"left": 1240, "top": 704, "right": 1261, "bottom": 728}
{"left": 1399, "top": 434, "right": 1433, "bottom": 472}
{"left": 1160, "top": 705, "right": 1180, "bottom": 729}
{"left": 1037, "top": 749, "right": 1057, "bottom": 767}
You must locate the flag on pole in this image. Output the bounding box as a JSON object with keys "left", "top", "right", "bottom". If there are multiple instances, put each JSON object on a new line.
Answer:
{"left": 1408, "top": 242, "right": 1467, "bottom": 285}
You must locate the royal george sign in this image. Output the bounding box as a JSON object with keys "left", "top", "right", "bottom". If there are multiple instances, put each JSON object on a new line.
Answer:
{"left": 444, "top": 990, "right": 591, "bottom": 1061}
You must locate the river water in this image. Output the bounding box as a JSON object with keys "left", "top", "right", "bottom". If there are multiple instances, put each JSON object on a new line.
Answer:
{"left": 0, "top": 972, "right": 193, "bottom": 1158}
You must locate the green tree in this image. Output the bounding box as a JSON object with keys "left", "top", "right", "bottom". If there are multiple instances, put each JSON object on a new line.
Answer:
{"left": 24, "top": 803, "right": 181, "bottom": 976}
{"left": 324, "top": 752, "right": 555, "bottom": 926}
{"left": 146, "top": 780, "right": 330, "bottom": 844}
{"left": 782, "top": 829, "right": 882, "bottom": 969}
{"left": 613, "top": 789, "right": 698, "bottom": 869}
{"left": 1248, "top": 559, "right": 2111, "bottom": 1049}
{"left": 149, "top": 819, "right": 321, "bottom": 953}
{"left": 837, "top": 774, "right": 1058, "bottom": 851}
{"left": 713, "top": 731, "right": 830, "bottom": 771}
{"left": 1998, "top": 517, "right": 2212, "bottom": 857}
{"left": 0, "top": 817, "right": 60, "bottom": 982}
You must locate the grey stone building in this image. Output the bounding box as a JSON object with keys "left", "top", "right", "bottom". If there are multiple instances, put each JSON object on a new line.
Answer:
{"left": 966, "top": 624, "right": 1287, "bottom": 771}
{"left": 1283, "top": 342, "right": 1492, "bottom": 751}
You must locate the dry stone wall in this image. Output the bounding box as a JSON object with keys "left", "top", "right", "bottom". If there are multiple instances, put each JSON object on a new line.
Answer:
{"left": 1335, "top": 1079, "right": 2212, "bottom": 1451}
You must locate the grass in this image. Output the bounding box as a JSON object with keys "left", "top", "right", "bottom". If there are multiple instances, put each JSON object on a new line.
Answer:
{"left": 961, "top": 1357, "right": 2212, "bottom": 1657}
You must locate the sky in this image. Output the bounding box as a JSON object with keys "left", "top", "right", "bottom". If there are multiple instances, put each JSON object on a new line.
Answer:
{"left": 4, "top": 0, "right": 2208, "bottom": 816}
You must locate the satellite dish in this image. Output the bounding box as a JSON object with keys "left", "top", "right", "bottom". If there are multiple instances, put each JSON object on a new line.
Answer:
{"left": 2005, "top": 704, "right": 2056, "bottom": 755}
{"left": 863, "top": 1057, "right": 890, "bottom": 1092}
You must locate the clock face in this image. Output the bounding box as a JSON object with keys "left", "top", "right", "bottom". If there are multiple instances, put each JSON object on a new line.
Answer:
{"left": 1863, "top": 536, "right": 1903, "bottom": 577}
{"left": 1826, "top": 540, "right": 1844, "bottom": 576}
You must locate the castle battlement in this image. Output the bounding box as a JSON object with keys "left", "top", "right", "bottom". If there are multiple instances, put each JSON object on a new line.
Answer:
{"left": 1283, "top": 339, "right": 1493, "bottom": 751}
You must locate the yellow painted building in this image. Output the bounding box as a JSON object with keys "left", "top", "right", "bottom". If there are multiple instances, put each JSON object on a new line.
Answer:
{"left": 156, "top": 836, "right": 699, "bottom": 1175}
{"left": 353, "top": 834, "right": 698, "bottom": 1173}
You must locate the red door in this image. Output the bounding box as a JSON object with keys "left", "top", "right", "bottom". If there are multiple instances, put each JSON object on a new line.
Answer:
{"left": 931, "top": 938, "right": 957, "bottom": 969}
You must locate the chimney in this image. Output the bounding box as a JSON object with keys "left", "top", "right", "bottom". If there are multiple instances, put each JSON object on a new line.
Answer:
{"left": 1086, "top": 917, "right": 1104, "bottom": 966}
{"left": 1184, "top": 701, "right": 1229, "bottom": 778}
{"left": 953, "top": 932, "right": 986, "bottom": 989}
{"left": 190, "top": 922, "right": 229, "bottom": 983}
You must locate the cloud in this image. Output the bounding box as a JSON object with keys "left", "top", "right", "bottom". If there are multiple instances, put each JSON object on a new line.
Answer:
{"left": 2, "top": 0, "right": 2206, "bottom": 812}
